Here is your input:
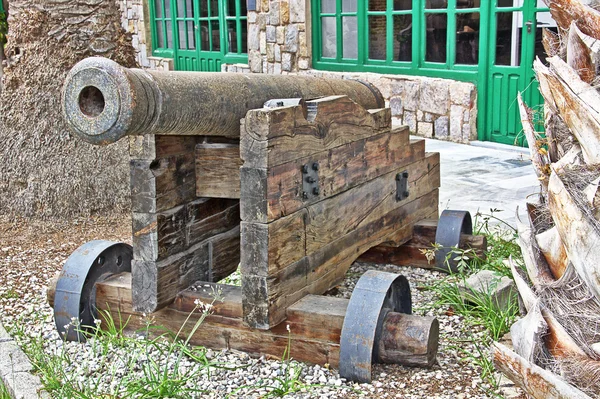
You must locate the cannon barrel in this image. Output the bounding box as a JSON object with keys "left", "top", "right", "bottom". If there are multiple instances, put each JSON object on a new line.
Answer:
{"left": 62, "top": 57, "right": 385, "bottom": 145}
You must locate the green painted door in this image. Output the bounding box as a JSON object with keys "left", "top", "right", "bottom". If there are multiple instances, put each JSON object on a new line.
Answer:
{"left": 483, "top": 0, "right": 552, "bottom": 145}
{"left": 173, "top": 0, "right": 224, "bottom": 71}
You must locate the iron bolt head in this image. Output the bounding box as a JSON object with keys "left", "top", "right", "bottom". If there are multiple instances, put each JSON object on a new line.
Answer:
{"left": 395, "top": 173, "right": 401, "bottom": 181}
{"left": 402, "top": 171, "right": 409, "bottom": 178}
{"left": 302, "top": 164, "right": 309, "bottom": 174}
{"left": 306, "top": 176, "right": 316, "bottom": 183}
{"left": 403, "top": 191, "right": 410, "bottom": 198}
{"left": 302, "top": 191, "right": 309, "bottom": 199}
{"left": 313, "top": 187, "right": 320, "bottom": 195}
{"left": 312, "top": 162, "right": 320, "bottom": 171}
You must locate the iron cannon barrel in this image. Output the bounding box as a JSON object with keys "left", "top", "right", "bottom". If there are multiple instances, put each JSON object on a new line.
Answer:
{"left": 62, "top": 57, "right": 385, "bottom": 145}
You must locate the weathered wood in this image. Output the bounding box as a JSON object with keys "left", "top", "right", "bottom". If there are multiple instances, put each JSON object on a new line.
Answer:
{"left": 536, "top": 227, "right": 569, "bottom": 280}
{"left": 492, "top": 342, "right": 592, "bottom": 399}
{"left": 241, "top": 156, "right": 440, "bottom": 329}
{"left": 241, "top": 128, "right": 423, "bottom": 223}
{"left": 209, "top": 225, "right": 241, "bottom": 282}
{"left": 509, "top": 257, "right": 587, "bottom": 358}
{"left": 516, "top": 212, "right": 556, "bottom": 289}
{"left": 358, "top": 219, "right": 487, "bottom": 268}
{"left": 535, "top": 57, "right": 600, "bottom": 164}
{"left": 547, "top": 0, "right": 600, "bottom": 42}
{"left": 240, "top": 96, "right": 391, "bottom": 170}
{"left": 519, "top": 93, "right": 549, "bottom": 194}
{"left": 567, "top": 22, "right": 595, "bottom": 84}
{"left": 510, "top": 301, "right": 548, "bottom": 363}
{"left": 195, "top": 143, "right": 242, "bottom": 199}
{"left": 377, "top": 312, "right": 439, "bottom": 368}
{"left": 548, "top": 168, "right": 600, "bottom": 306}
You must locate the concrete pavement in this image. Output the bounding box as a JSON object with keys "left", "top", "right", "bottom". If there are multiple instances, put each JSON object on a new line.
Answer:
{"left": 423, "top": 138, "right": 540, "bottom": 228}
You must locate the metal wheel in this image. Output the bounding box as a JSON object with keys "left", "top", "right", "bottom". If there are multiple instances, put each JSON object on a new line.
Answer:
{"left": 434, "top": 210, "right": 473, "bottom": 273}
{"left": 339, "top": 270, "right": 412, "bottom": 383}
{"left": 54, "top": 240, "right": 132, "bottom": 341}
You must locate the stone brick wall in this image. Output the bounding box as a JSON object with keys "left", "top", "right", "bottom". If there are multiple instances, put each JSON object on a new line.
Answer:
{"left": 119, "top": 0, "right": 173, "bottom": 70}
{"left": 246, "top": 0, "right": 310, "bottom": 73}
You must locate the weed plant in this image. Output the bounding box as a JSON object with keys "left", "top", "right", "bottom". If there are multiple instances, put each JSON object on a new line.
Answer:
{"left": 423, "top": 209, "right": 523, "bottom": 390}
{"left": 0, "top": 380, "right": 10, "bottom": 399}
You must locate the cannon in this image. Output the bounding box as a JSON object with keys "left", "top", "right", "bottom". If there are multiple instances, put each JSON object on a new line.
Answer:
{"left": 49, "top": 58, "right": 485, "bottom": 382}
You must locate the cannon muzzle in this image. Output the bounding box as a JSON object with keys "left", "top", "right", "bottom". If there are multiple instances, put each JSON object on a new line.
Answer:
{"left": 62, "top": 57, "right": 385, "bottom": 145}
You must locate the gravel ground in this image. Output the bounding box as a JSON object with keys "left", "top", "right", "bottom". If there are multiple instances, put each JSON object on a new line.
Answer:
{"left": 0, "top": 214, "right": 522, "bottom": 398}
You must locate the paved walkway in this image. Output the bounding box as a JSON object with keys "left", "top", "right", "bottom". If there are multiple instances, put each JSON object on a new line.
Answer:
{"left": 424, "top": 138, "right": 540, "bottom": 228}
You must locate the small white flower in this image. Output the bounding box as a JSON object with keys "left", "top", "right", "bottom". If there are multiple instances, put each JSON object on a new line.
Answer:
{"left": 94, "top": 319, "right": 102, "bottom": 326}
{"left": 194, "top": 299, "right": 202, "bottom": 306}
{"left": 286, "top": 324, "right": 290, "bottom": 332}
{"left": 205, "top": 303, "right": 213, "bottom": 310}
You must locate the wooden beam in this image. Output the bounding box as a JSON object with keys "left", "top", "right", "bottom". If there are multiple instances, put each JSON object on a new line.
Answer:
{"left": 493, "top": 342, "right": 592, "bottom": 399}
{"left": 195, "top": 143, "right": 242, "bottom": 199}
{"left": 358, "top": 219, "right": 487, "bottom": 268}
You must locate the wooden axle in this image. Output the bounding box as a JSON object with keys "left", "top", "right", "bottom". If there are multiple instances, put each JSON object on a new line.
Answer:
{"left": 47, "top": 273, "right": 439, "bottom": 369}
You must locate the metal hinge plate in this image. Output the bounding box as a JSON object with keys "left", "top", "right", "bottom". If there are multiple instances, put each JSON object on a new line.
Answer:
{"left": 301, "top": 162, "right": 320, "bottom": 200}
{"left": 396, "top": 171, "right": 409, "bottom": 201}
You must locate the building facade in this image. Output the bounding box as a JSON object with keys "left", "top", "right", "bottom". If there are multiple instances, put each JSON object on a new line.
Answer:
{"left": 120, "top": 0, "right": 555, "bottom": 145}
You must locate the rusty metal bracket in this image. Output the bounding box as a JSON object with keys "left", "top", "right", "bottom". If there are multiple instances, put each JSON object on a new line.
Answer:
{"left": 434, "top": 210, "right": 473, "bottom": 273}
{"left": 339, "top": 270, "right": 412, "bottom": 383}
{"left": 396, "top": 171, "right": 409, "bottom": 201}
{"left": 301, "top": 162, "right": 320, "bottom": 200}
{"left": 54, "top": 240, "right": 132, "bottom": 342}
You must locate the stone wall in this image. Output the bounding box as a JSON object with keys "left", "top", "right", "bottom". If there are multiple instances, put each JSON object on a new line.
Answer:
{"left": 119, "top": 0, "right": 173, "bottom": 70}
{"left": 247, "top": 0, "right": 311, "bottom": 73}
{"left": 303, "top": 71, "right": 478, "bottom": 143}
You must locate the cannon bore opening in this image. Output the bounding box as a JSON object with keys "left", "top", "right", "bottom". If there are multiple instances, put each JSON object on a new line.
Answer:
{"left": 78, "top": 86, "right": 105, "bottom": 118}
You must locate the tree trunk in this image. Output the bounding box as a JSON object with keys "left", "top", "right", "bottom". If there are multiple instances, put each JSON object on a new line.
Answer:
{"left": 0, "top": 0, "right": 137, "bottom": 217}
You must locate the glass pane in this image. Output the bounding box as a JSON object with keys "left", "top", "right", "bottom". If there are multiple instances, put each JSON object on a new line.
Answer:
{"left": 321, "top": 17, "right": 337, "bottom": 57}
{"left": 394, "top": 14, "right": 412, "bottom": 61}
{"left": 369, "top": 0, "right": 385, "bottom": 12}
{"left": 227, "top": 0, "right": 236, "bottom": 16}
{"left": 457, "top": 0, "right": 479, "bottom": 8}
{"left": 425, "top": 13, "right": 447, "bottom": 62}
{"left": 394, "top": 0, "right": 412, "bottom": 11}
{"left": 165, "top": 0, "right": 171, "bottom": 18}
{"left": 187, "top": 21, "right": 196, "bottom": 49}
{"left": 178, "top": 21, "right": 186, "bottom": 49}
{"left": 321, "top": 0, "right": 336, "bottom": 13}
{"left": 177, "top": 0, "right": 185, "bottom": 17}
{"left": 227, "top": 20, "right": 237, "bottom": 52}
{"left": 155, "top": 0, "right": 163, "bottom": 18}
{"left": 496, "top": 12, "right": 522, "bottom": 66}
{"left": 200, "top": 0, "right": 208, "bottom": 17}
{"left": 369, "top": 15, "right": 386, "bottom": 60}
{"left": 426, "top": 0, "right": 447, "bottom": 9}
{"left": 210, "top": 0, "right": 219, "bottom": 16}
{"left": 211, "top": 21, "right": 221, "bottom": 50}
{"left": 166, "top": 20, "right": 174, "bottom": 48}
{"left": 200, "top": 21, "right": 209, "bottom": 49}
{"left": 186, "top": 0, "right": 194, "bottom": 17}
{"left": 342, "top": 16, "right": 358, "bottom": 59}
{"left": 241, "top": 21, "right": 248, "bottom": 53}
{"left": 498, "top": 0, "right": 521, "bottom": 7}
{"left": 342, "top": 0, "right": 357, "bottom": 13}
{"left": 156, "top": 21, "right": 165, "bottom": 47}
{"left": 240, "top": 0, "right": 247, "bottom": 15}
{"left": 456, "top": 12, "right": 479, "bottom": 64}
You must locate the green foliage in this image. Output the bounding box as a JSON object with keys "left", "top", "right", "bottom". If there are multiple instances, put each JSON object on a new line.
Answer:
{"left": 0, "top": 11, "right": 7, "bottom": 46}
{"left": 424, "top": 209, "right": 523, "bottom": 389}
{"left": 0, "top": 380, "right": 10, "bottom": 399}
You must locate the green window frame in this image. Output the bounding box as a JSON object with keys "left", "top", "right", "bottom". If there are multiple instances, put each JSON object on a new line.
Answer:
{"left": 149, "top": 0, "right": 248, "bottom": 63}
{"left": 313, "top": 0, "right": 486, "bottom": 82}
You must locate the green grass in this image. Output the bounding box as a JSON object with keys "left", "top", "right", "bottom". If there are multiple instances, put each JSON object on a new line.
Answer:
{"left": 424, "top": 209, "right": 523, "bottom": 390}
{"left": 0, "top": 380, "right": 10, "bottom": 399}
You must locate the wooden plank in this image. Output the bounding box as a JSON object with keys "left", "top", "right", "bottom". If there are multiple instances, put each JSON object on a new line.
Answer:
{"left": 241, "top": 128, "right": 425, "bottom": 223}
{"left": 358, "top": 221, "right": 487, "bottom": 268}
{"left": 95, "top": 274, "right": 342, "bottom": 367}
{"left": 493, "top": 342, "right": 592, "bottom": 399}
{"left": 132, "top": 222, "right": 241, "bottom": 313}
{"left": 195, "top": 143, "right": 242, "bottom": 199}
{"left": 242, "top": 188, "right": 439, "bottom": 329}
{"left": 240, "top": 96, "right": 391, "bottom": 170}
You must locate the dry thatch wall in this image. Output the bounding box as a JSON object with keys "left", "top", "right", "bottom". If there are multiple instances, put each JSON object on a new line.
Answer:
{"left": 0, "top": 0, "right": 136, "bottom": 217}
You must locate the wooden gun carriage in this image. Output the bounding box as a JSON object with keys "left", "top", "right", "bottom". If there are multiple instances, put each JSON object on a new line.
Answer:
{"left": 49, "top": 57, "right": 483, "bottom": 382}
